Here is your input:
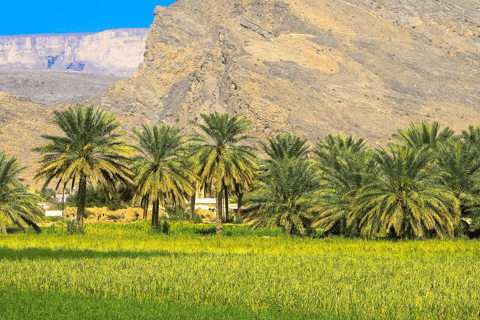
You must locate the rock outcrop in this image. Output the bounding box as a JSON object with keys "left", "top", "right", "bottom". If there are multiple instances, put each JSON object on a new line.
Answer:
{"left": 0, "top": 28, "right": 149, "bottom": 77}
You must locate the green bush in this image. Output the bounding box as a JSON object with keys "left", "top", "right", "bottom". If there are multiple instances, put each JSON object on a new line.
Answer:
{"left": 162, "top": 221, "right": 170, "bottom": 235}
{"left": 66, "top": 220, "right": 85, "bottom": 234}
{"left": 164, "top": 205, "right": 189, "bottom": 221}
{"left": 232, "top": 215, "right": 243, "bottom": 224}
{"left": 192, "top": 214, "right": 202, "bottom": 224}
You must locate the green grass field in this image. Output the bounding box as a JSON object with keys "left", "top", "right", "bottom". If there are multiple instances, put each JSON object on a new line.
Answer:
{"left": 1, "top": 222, "right": 479, "bottom": 319}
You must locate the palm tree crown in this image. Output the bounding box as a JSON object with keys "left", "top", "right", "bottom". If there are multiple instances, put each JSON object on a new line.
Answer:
{"left": 392, "top": 120, "right": 454, "bottom": 150}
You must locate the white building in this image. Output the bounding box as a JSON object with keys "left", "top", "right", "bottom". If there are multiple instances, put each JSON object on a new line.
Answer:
{"left": 45, "top": 211, "right": 63, "bottom": 217}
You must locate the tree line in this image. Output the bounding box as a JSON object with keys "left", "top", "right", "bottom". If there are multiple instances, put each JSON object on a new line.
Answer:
{"left": 1, "top": 104, "right": 480, "bottom": 239}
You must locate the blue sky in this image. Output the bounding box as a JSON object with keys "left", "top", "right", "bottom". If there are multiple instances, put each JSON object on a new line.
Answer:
{"left": 0, "top": 1, "right": 176, "bottom": 35}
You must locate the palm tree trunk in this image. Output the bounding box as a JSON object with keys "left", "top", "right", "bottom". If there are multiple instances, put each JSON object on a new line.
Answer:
{"left": 152, "top": 198, "right": 159, "bottom": 231}
{"left": 76, "top": 174, "right": 87, "bottom": 230}
{"left": 236, "top": 192, "right": 243, "bottom": 220}
{"left": 61, "top": 183, "right": 65, "bottom": 218}
{"left": 190, "top": 193, "right": 196, "bottom": 220}
{"left": 143, "top": 194, "right": 149, "bottom": 221}
{"left": 224, "top": 187, "right": 229, "bottom": 223}
{"left": 215, "top": 181, "right": 223, "bottom": 235}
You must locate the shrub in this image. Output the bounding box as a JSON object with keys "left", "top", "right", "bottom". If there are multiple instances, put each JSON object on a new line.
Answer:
{"left": 192, "top": 214, "right": 202, "bottom": 224}
{"left": 66, "top": 219, "right": 85, "bottom": 234}
{"left": 162, "top": 221, "right": 170, "bottom": 235}
{"left": 164, "top": 205, "right": 189, "bottom": 221}
{"left": 232, "top": 216, "right": 243, "bottom": 224}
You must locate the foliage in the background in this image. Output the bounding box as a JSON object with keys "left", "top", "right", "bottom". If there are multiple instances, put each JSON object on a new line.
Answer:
{"left": 66, "top": 185, "right": 125, "bottom": 211}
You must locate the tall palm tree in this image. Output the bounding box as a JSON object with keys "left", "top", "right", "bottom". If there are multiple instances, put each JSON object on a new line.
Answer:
{"left": 350, "top": 144, "right": 460, "bottom": 239}
{"left": 34, "top": 105, "right": 133, "bottom": 230}
{"left": 131, "top": 124, "right": 196, "bottom": 231}
{"left": 312, "top": 134, "right": 372, "bottom": 236}
{"left": 0, "top": 152, "right": 43, "bottom": 234}
{"left": 189, "top": 112, "right": 257, "bottom": 235}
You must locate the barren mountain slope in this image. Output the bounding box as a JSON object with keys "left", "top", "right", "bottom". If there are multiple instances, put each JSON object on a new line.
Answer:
{"left": 75, "top": 0, "right": 480, "bottom": 144}
{"left": 0, "top": 91, "right": 61, "bottom": 186}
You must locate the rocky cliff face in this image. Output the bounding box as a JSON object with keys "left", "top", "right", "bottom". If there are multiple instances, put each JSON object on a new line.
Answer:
{"left": 78, "top": 0, "right": 480, "bottom": 145}
{"left": 2, "top": 0, "right": 480, "bottom": 186}
{"left": 0, "top": 29, "right": 149, "bottom": 77}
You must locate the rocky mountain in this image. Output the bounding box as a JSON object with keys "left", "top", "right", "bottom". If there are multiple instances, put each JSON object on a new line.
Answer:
{"left": 0, "top": 28, "right": 149, "bottom": 77}
{"left": 1, "top": 0, "right": 480, "bottom": 187}
{"left": 76, "top": 0, "right": 480, "bottom": 145}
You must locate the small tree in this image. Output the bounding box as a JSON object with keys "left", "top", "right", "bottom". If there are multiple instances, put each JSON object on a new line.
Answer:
{"left": 350, "top": 144, "right": 460, "bottom": 239}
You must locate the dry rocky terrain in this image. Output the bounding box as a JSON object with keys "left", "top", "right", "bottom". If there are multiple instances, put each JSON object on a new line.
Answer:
{"left": 0, "top": 67, "right": 124, "bottom": 104}
{"left": 1, "top": 0, "right": 480, "bottom": 187}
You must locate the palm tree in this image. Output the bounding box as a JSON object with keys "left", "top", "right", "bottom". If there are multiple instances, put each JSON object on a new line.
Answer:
{"left": 0, "top": 152, "right": 43, "bottom": 234}
{"left": 312, "top": 134, "right": 372, "bottom": 236}
{"left": 246, "top": 156, "right": 320, "bottom": 235}
{"left": 131, "top": 124, "right": 196, "bottom": 231}
{"left": 392, "top": 120, "right": 454, "bottom": 151}
{"left": 34, "top": 105, "right": 133, "bottom": 230}
{"left": 246, "top": 133, "right": 320, "bottom": 235}
{"left": 350, "top": 144, "right": 460, "bottom": 239}
{"left": 433, "top": 136, "right": 480, "bottom": 237}
{"left": 261, "top": 133, "right": 310, "bottom": 162}
{"left": 189, "top": 112, "right": 257, "bottom": 235}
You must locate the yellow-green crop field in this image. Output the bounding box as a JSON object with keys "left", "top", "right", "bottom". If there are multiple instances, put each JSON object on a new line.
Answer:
{"left": 1, "top": 222, "right": 480, "bottom": 319}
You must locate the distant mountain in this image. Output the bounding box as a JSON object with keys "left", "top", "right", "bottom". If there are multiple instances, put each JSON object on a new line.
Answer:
{"left": 0, "top": 28, "right": 149, "bottom": 77}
